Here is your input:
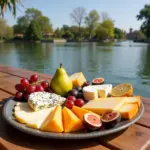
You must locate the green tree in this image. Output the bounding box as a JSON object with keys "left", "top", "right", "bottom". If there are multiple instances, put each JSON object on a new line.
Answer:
{"left": 137, "top": 4, "right": 150, "bottom": 38}
{"left": 54, "top": 28, "right": 64, "bottom": 38}
{"left": 13, "top": 8, "right": 52, "bottom": 36}
{"left": 114, "top": 28, "right": 126, "bottom": 39}
{"left": 0, "top": 18, "right": 13, "bottom": 40}
{"left": 85, "top": 10, "right": 100, "bottom": 40}
{"left": 25, "top": 21, "right": 42, "bottom": 40}
{"left": 0, "top": 0, "right": 22, "bottom": 17}
{"left": 62, "top": 31, "right": 74, "bottom": 40}
{"left": 96, "top": 19, "right": 114, "bottom": 41}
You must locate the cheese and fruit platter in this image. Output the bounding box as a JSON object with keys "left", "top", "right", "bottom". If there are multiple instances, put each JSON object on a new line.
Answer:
{"left": 3, "top": 64, "right": 144, "bottom": 139}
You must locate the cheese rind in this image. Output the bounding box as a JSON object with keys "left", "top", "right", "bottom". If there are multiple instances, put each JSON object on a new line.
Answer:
{"left": 83, "top": 84, "right": 112, "bottom": 101}
{"left": 82, "top": 97, "right": 126, "bottom": 115}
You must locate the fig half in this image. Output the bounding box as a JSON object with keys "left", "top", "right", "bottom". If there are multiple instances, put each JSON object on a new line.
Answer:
{"left": 83, "top": 113, "right": 102, "bottom": 131}
{"left": 101, "top": 111, "right": 121, "bottom": 129}
{"left": 92, "top": 78, "right": 104, "bottom": 85}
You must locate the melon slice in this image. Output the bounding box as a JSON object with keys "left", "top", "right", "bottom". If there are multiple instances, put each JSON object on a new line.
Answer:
{"left": 70, "top": 72, "right": 86, "bottom": 87}
{"left": 62, "top": 107, "right": 83, "bottom": 132}
{"left": 40, "top": 104, "right": 63, "bottom": 133}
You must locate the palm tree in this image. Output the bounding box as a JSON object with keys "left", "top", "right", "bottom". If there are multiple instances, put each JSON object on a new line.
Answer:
{"left": 0, "top": 0, "right": 22, "bottom": 17}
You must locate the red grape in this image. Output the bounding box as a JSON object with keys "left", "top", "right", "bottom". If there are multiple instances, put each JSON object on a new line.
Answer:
{"left": 30, "top": 74, "right": 38, "bottom": 82}
{"left": 15, "top": 84, "right": 25, "bottom": 92}
{"left": 27, "top": 85, "right": 36, "bottom": 94}
{"left": 35, "top": 85, "right": 44, "bottom": 92}
{"left": 41, "top": 81, "right": 49, "bottom": 90}
{"left": 15, "top": 92, "right": 23, "bottom": 100}
{"left": 75, "top": 99, "right": 85, "bottom": 107}
{"left": 67, "top": 96, "right": 76, "bottom": 102}
{"left": 65, "top": 100, "right": 74, "bottom": 109}
{"left": 20, "top": 78, "right": 29, "bottom": 88}
{"left": 23, "top": 92, "right": 30, "bottom": 100}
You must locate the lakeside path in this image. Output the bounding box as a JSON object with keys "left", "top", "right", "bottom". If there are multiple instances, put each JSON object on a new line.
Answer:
{"left": 0, "top": 64, "right": 150, "bottom": 150}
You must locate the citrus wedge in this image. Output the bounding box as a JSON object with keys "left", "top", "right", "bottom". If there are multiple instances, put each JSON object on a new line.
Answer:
{"left": 111, "top": 83, "right": 133, "bottom": 97}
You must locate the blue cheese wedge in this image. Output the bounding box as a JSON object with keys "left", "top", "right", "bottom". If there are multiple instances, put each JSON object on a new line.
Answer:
{"left": 28, "top": 92, "right": 66, "bottom": 111}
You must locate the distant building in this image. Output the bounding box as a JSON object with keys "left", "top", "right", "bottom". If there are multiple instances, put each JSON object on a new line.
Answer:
{"left": 126, "top": 28, "right": 145, "bottom": 41}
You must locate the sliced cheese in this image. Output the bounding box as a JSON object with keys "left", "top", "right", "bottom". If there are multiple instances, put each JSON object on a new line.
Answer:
{"left": 26, "top": 107, "right": 55, "bottom": 129}
{"left": 63, "top": 107, "right": 83, "bottom": 133}
{"left": 14, "top": 102, "right": 54, "bottom": 129}
{"left": 70, "top": 72, "right": 86, "bottom": 87}
{"left": 82, "top": 97, "right": 126, "bottom": 115}
{"left": 83, "top": 84, "right": 112, "bottom": 101}
{"left": 119, "top": 103, "right": 138, "bottom": 120}
{"left": 40, "top": 105, "right": 64, "bottom": 133}
{"left": 124, "top": 96, "right": 141, "bottom": 107}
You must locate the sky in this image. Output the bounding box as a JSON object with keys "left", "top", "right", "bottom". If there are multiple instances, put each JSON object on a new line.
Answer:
{"left": 3, "top": 0, "right": 150, "bottom": 32}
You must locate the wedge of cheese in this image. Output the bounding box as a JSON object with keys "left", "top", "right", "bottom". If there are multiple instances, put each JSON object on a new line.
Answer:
{"left": 119, "top": 103, "right": 139, "bottom": 120}
{"left": 63, "top": 107, "right": 83, "bottom": 132}
{"left": 124, "top": 96, "right": 141, "bottom": 107}
{"left": 82, "top": 97, "right": 126, "bottom": 115}
{"left": 40, "top": 104, "right": 63, "bottom": 133}
{"left": 83, "top": 84, "right": 112, "bottom": 101}
{"left": 70, "top": 72, "right": 86, "bottom": 87}
{"left": 14, "top": 103, "right": 54, "bottom": 129}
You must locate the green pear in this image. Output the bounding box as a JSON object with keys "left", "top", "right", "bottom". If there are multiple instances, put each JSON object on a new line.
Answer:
{"left": 50, "top": 64, "right": 73, "bottom": 96}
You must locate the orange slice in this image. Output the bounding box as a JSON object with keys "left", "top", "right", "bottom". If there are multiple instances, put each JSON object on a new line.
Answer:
{"left": 111, "top": 83, "right": 133, "bottom": 97}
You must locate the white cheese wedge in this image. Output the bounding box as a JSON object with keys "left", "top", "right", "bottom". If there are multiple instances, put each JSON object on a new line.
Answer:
{"left": 82, "top": 97, "right": 126, "bottom": 115}
{"left": 83, "top": 84, "right": 112, "bottom": 101}
{"left": 14, "top": 102, "right": 55, "bottom": 129}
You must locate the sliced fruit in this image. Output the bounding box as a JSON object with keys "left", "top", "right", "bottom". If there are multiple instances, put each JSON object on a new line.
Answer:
{"left": 101, "top": 111, "right": 121, "bottom": 128}
{"left": 62, "top": 107, "right": 83, "bottom": 132}
{"left": 40, "top": 105, "right": 64, "bottom": 133}
{"left": 92, "top": 78, "right": 104, "bottom": 85}
{"left": 70, "top": 72, "right": 86, "bottom": 87}
{"left": 83, "top": 113, "right": 102, "bottom": 130}
{"left": 72, "top": 105, "right": 90, "bottom": 121}
{"left": 83, "top": 81, "right": 91, "bottom": 87}
{"left": 111, "top": 83, "right": 133, "bottom": 97}
{"left": 119, "top": 103, "right": 138, "bottom": 120}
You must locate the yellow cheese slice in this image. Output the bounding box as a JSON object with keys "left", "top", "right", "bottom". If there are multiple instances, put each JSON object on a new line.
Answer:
{"left": 119, "top": 103, "right": 139, "bottom": 120}
{"left": 82, "top": 97, "right": 126, "bottom": 115}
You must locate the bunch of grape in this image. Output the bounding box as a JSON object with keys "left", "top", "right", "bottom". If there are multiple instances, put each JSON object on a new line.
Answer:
{"left": 15, "top": 74, "right": 52, "bottom": 101}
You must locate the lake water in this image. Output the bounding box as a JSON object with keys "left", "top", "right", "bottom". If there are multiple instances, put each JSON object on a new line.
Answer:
{"left": 0, "top": 41, "right": 149, "bottom": 97}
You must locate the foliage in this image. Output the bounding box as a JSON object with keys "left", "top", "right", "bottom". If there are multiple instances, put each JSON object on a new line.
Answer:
{"left": 25, "top": 21, "right": 42, "bottom": 40}
{"left": 0, "top": 18, "right": 13, "bottom": 40}
{"left": 96, "top": 19, "right": 114, "bottom": 41}
{"left": 134, "top": 30, "right": 146, "bottom": 40}
{"left": 85, "top": 10, "right": 100, "bottom": 40}
{"left": 13, "top": 8, "right": 52, "bottom": 36}
{"left": 0, "top": 0, "right": 22, "bottom": 17}
{"left": 137, "top": 4, "right": 150, "bottom": 38}
{"left": 114, "top": 28, "right": 126, "bottom": 39}
{"left": 54, "top": 28, "right": 64, "bottom": 38}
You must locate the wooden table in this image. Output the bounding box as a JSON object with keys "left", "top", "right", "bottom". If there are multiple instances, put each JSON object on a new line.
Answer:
{"left": 0, "top": 64, "right": 150, "bottom": 150}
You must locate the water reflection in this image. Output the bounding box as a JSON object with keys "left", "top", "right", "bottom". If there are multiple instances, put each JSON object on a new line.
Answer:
{"left": 0, "top": 41, "right": 149, "bottom": 96}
